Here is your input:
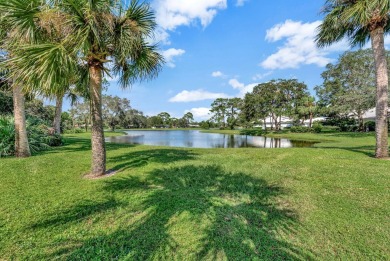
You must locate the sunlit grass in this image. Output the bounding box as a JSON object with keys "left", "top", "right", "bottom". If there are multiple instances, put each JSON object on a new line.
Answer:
{"left": 0, "top": 131, "right": 389, "bottom": 260}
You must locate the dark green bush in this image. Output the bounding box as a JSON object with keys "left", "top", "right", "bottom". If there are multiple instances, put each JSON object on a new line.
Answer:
{"left": 0, "top": 116, "right": 15, "bottom": 156}
{"left": 46, "top": 133, "right": 63, "bottom": 147}
{"left": 363, "top": 121, "right": 390, "bottom": 132}
{"left": 322, "top": 117, "right": 358, "bottom": 132}
{"left": 240, "top": 128, "right": 264, "bottom": 136}
{"left": 312, "top": 122, "right": 323, "bottom": 133}
{"left": 364, "top": 121, "right": 375, "bottom": 132}
{"left": 0, "top": 116, "right": 62, "bottom": 157}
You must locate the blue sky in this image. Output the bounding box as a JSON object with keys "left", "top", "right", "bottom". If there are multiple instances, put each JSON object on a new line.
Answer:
{"left": 63, "top": 0, "right": 388, "bottom": 120}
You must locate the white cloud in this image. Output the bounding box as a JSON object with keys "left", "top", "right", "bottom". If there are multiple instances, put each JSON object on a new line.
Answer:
{"left": 252, "top": 71, "right": 273, "bottom": 81}
{"left": 261, "top": 20, "right": 349, "bottom": 70}
{"left": 150, "top": 27, "right": 171, "bottom": 45}
{"left": 152, "top": 0, "right": 227, "bottom": 31}
{"left": 161, "top": 48, "right": 186, "bottom": 68}
{"left": 236, "top": 0, "right": 248, "bottom": 7}
{"left": 185, "top": 107, "right": 211, "bottom": 120}
{"left": 212, "top": 71, "right": 226, "bottom": 78}
{"left": 228, "top": 79, "right": 244, "bottom": 89}
{"left": 169, "top": 89, "right": 232, "bottom": 102}
{"left": 228, "top": 79, "right": 258, "bottom": 97}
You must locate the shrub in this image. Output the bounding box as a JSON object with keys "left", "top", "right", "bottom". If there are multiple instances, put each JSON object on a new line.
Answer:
{"left": 240, "top": 128, "right": 264, "bottom": 136}
{"left": 364, "top": 121, "right": 375, "bottom": 132}
{"left": 322, "top": 116, "right": 358, "bottom": 132}
{"left": 0, "top": 116, "right": 15, "bottom": 157}
{"left": 0, "top": 116, "right": 63, "bottom": 157}
{"left": 312, "top": 122, "right": 323, "bottom": 133}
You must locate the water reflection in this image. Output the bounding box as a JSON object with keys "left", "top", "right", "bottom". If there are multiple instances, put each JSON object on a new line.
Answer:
{"left": 106, "top": 130, "right": 315, "bottom": 149}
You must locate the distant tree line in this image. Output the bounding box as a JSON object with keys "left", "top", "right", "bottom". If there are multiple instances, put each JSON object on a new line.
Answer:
{"left": 205, "top": 49, "right": 389, "bottom": 133}
{"left": 69, "top": 96, "right": 197, "bottom": 131}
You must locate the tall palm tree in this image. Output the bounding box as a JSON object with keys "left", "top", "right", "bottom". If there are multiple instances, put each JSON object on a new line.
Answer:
{"left": 9, "top": 0, "right": 164, "bottom": 176}
{"left": 0, "top": 0, "right": 47, "bottom": 157}
{"left": 316, "top": 0, "right": 390, "bottom": 158}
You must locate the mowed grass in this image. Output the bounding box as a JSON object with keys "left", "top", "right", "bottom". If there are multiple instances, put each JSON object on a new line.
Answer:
{"left": 0, "top": 131, "right": 389, "bottom": 260}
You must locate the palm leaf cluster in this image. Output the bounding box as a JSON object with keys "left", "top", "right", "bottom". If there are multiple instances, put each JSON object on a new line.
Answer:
{"left": 316, "top": 0, "right": 390, "bottom": 47}
{"left": 0, "top": 0, "right": 164, "bottom": 171}
{"left": 1, "top": 0, "right": 164, "bottom": 92}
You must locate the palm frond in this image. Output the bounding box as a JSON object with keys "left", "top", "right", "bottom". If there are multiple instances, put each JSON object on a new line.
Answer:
{"left": 5, "top": 43, "right": 78, "bottom": 93}
{"left": 0, "top": 0, "right": 43, "bottom": 44}
{"left": 113, "top": 43, "right": 164, "bottom": 89}
{"left": 317, "top": 0, "right": 390, "bottom": 48}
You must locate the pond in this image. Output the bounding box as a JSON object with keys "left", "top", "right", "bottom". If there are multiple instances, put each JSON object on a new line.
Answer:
{"left": 106, "top": 130, "right": 316, "bottom": 149}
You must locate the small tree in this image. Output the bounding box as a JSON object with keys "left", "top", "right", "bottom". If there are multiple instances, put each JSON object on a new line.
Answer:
{"left": 315, "top": 50, "right": 378, "bottom": 131}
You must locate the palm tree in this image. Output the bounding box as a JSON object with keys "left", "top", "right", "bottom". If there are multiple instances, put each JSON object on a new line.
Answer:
{"left": 316, "top": 0, "right": 390, "bottom": 158}
{"left": 8, "top": 0, "right": 164, "bottom": 175}
{"left": 298, "top": 95, "right": 317, "bottom": 128}
{"left": 0, "top": 0, "right": 47, "bottom": 157}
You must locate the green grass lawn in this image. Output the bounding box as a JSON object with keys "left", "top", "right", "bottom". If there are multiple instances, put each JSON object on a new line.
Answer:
{"left": 0, "top": 131, "right": 389, "bottom": 260}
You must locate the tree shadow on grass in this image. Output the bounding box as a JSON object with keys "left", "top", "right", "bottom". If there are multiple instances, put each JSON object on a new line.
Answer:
{"left": 324, "top": 132, "right": 375, "bottom": 138}
{"left": 39, "top": 136, "right": 136, "bottom": 155}
{"left": 107, "top": 148, "right": 197, "bottom": 171}
{"left": 34, "top": 165, "right": 314, "bottom": 260}
{"left": 29, "top": 198, "right": 122, "bottom": 230}
{"left": 322, "top": 145, "right": 376, "bottom": 157}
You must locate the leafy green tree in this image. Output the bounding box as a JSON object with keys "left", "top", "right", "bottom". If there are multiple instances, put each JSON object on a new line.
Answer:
{"left": 158, "top": 112, "right": 171, "bottom": 127}
{"left": 170, "top": 117, "right": 179, "bottom": 128}
{"left": 297, "top": 95, "right": 317, "bottom": 128}
{"left": 69, "top": 101, "right": 90, "bottom": 132}
{"left": 60, "top": 111, "right": 73, "bottom": 132}
{"left": 241, "top": 92, "right": 268, "bottom": 129}
{"left": 7, "top": 0, "right": 164, "bottom": 175}
{"left": 226, "top": 98, "right": 242, "bottom": 130}
{"left": 0, "top": 91, "right": 13, "bottom": 115}
{"left": 102, "top": 95, "right": 131, "bottom": 131}
{"left": 316, "top": 0, "right": 390, "bottom": 157}
{"left": 148, "top": 115, "right": 164, "bottom": 128}
{"left": 245, "top": 79, "right": 308, "bottom": 130}
{"left": 122, "top": 109, "right": 147, "bottom": 129}
{"left": 182, "top": 112, "right": 194, "bottom": 128}
{"left": 210, "top": 98, "right": 229, "bottom": 129}
{"left": 25, "top": 99, "right": 55, "bottom": 124}
{"left": 315, "top": 50, "right": 378, "bottom": 131}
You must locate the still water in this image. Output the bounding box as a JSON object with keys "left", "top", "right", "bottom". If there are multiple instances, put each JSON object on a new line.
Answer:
{"left": 106, "top": 130, "right": 316, "bottom": 149}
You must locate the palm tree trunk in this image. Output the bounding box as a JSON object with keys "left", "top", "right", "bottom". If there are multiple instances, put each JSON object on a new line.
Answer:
{"left": 53, "top": 94, "right": 63, "bottom": 135}
{"left": 13, "top": 84, "right": 31, "bottom": 157}
{"left": 89, "top": 64, "right": 106, "bottom": 176}
{"left": 371, "top": 27, "right": 389, "bottom": 158}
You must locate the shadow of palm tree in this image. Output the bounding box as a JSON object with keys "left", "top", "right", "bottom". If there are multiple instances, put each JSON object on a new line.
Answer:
{"left": 35, "top": 165, "right": 313, "bottom": 260}
{"left": 315, "top": 145, "right": 376, "bottom": 157}
{"left": 40, "top": 135, "right": 136, "bottom": 155}
{"left": 107, "top": 148, "right": 197, "bottom": 171}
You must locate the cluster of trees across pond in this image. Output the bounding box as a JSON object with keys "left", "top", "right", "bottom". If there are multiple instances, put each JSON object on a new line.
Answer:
{"left": 70, "top": 95, "right": 196, "bottom": 131}
{"left": 204, "top": 49, "right": 388, "bottom": 133}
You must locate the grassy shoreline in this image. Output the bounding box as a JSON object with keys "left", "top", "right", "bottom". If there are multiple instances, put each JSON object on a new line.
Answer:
{"left": 0, "top": 132, "right": 389, "bottom": 259}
